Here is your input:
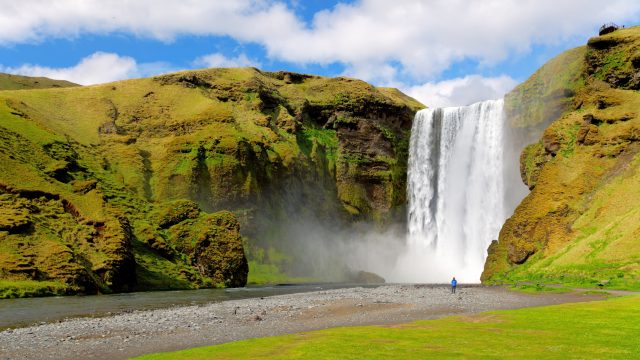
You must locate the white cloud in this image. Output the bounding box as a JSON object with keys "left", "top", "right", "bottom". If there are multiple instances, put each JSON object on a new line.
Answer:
{"left": 193, "top": 53, "right": 261, "bottom": 69}
{"left": 0, "top": 1, "right": 303, "bottom": 45}
{"left": 0, "top": 52, "right": 177, "bottom": 85}
{"left": 2, "top": 0, "right": 640, "bottom": 95}
{"left": 405, "top": 75, "right": 518, "bottom": 108}
{"left": 287, "top": 0, "right": 640, "bottom": 83}
{"left": 0, "top": 52, "right": 138, "bottom": 85}
{"left": 1, "top": 1, "right": 639, "bottom": 85}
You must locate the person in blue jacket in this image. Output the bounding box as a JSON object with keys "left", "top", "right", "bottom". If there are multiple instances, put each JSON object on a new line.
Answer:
{"left": 451, "top": 277, "right": 457, "bottom": 294}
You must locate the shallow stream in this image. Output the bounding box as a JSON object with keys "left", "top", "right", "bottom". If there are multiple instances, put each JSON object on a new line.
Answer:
{"left": 0, "top": 283, "right": 376, "bottom": 329}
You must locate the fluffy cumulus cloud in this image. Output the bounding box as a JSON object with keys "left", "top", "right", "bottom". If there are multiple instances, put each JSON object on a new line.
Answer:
{"left": 0, "top": 0, "right": 302, "bottom": 44}
{"left": 2, "top": 0, "right": 640, "bottom": 80}
{"left": 0, "top": 52, "right": 175, "bottom": 85}
{"left": 2, "top": 0, "right": 640, "bottom": 102}
{"left": 406, "top": 75, "right": 519, "bottom": 108}
{"left": 193, "top": 53, "right": 261, "bottom": 69}
{"left": 0, "top": 52, "right": 138, "bottom": 85}
{"left": 281, "top": 0, "right": 640, "bottom": 83}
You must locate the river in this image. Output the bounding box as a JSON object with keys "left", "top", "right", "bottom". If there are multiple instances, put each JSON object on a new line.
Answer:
{"left": 0, "top": 283, "right": 377, "bottom": 329}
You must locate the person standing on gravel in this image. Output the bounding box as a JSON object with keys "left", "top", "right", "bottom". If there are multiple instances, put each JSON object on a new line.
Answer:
{"left": 451, "top": 277, "right": 457, "bottom": 294}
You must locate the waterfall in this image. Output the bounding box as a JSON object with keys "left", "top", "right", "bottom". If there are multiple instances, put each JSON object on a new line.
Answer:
{"left": 396, "top": 99, "right": 507, "bottom": 283}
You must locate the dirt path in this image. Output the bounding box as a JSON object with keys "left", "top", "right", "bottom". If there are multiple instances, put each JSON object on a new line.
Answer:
{"left": 0, "top": 285, "right": 612, "bottom": 360}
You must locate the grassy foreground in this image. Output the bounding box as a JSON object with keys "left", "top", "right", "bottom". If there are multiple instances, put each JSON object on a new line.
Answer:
{"left": 136, "top": 295, "right": 640, "bottom": 359}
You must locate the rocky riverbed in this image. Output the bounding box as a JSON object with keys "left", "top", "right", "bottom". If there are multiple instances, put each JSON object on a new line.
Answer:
{"left": 0, "top": 285, "right": 607, "bottom": 359}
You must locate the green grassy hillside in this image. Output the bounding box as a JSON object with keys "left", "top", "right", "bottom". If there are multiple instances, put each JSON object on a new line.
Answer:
{"left": 0, "top": 73, "right": 78, "bottom": 90}
{"left": 483, "top": 26, "right": 640, "bottom": 290}
{"left": 0, "top": 68, "right": 423, "bottom": 297}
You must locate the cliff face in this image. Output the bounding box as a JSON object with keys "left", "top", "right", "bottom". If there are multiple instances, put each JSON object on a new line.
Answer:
{"left": 482, "top": 27, "right": 640, "bottom": 289}
{"left": 0, "top": 69, "right": 422, "bottom": 296}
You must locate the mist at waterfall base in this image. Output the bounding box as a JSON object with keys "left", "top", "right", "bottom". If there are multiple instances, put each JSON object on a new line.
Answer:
{"left": 258, "top": 99, "right": 528, "bottom": 284}
{"left": 273, "top": 220, "right": 406, "bottom": 282}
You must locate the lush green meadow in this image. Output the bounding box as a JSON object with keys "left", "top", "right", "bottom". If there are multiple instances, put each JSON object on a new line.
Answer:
{"left": 137, "top": 295, "right": 640, "bottom": 359}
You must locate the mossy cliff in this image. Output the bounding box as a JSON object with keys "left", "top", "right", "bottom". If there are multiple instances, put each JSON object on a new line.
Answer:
{"left": 0, "top": 69, "right": 422, "bottom": 296}
{"left": 482, "top": 26, "right": 640, "bottom": 289}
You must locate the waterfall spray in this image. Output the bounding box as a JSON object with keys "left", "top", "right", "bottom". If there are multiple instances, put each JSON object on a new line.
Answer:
{"left": 392, "top": 99, "right": 507, "bottom": 283}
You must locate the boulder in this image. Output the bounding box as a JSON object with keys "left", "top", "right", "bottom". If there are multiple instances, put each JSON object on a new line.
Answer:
{"left": 350, "top": 270, "right": 385, "bottom": 284}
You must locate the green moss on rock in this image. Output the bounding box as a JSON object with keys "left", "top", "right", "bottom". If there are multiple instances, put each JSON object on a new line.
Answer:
{"left": 520, "top": 141, "right": 548, "bottom": 189}
{"left": 156, "top": 200, "right": 201, "bottom": 229}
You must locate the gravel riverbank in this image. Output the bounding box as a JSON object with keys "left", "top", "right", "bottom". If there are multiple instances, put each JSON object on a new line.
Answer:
{"left": 0, "top": 285, "right": 607, "bottom": 359}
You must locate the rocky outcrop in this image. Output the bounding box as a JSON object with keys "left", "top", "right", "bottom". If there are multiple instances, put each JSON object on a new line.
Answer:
{"left": 350, "top": 270, "right": 385, "bottom": 284}
{"left": 586, "top": 31, "right": 640, "bottom": 90}
{"left": 166, "top": 208, "right": 248, "bottom": 287}
{"left": 482, "top": 27, "right": 640, "bottom": 289}
{"left": 178, "top": 211, "right": 247, "bottom": 287}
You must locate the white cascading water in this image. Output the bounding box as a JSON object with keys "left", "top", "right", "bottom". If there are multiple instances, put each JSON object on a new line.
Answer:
{"left": 391, "top": 99, "right": 507, "bottom": 283}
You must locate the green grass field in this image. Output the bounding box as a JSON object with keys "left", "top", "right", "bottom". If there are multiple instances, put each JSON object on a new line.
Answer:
{"left": 509, "top": 283, "right": 572, "bottom": 294}
{"left": 136, "top": 295, "right": 640, "bottom": 359}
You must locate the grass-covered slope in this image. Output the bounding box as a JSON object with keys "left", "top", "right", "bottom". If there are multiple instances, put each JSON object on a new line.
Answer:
{"left": 483, "top": 26, "right": 640, "bottom": 289}
{"left": 136, "top": 295, "right": 640, "bottom": 359}
{"left": 0, "top": 73, "right": 78, "bottom": 90}
{"left": 0, "top": 68, "right": 423, "bottom": 296}
{"left": 505, "top": 47, "right": 586, "bottom": 130}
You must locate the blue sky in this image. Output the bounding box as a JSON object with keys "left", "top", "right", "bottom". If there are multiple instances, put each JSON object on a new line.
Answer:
{"left": 1, "top": 0, "right": 639, "bottom": 107}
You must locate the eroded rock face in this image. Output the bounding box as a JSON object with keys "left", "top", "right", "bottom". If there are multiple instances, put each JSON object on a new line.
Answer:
{"left": 0, "top": 186, "right": 136, "bottom": 295}
{"left": 96, "top": 216, "right": 137, "bottom": 292}
{"left": 148, "top": 72, "right": 419, "bottom": 226}
{"left": 586, "top": 33, "right": 640, "bottom": 90}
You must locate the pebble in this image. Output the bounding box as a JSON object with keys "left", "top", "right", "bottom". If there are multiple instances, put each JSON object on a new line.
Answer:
{"left": 0, "top": 285, "right": 586, "bottom": 360}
